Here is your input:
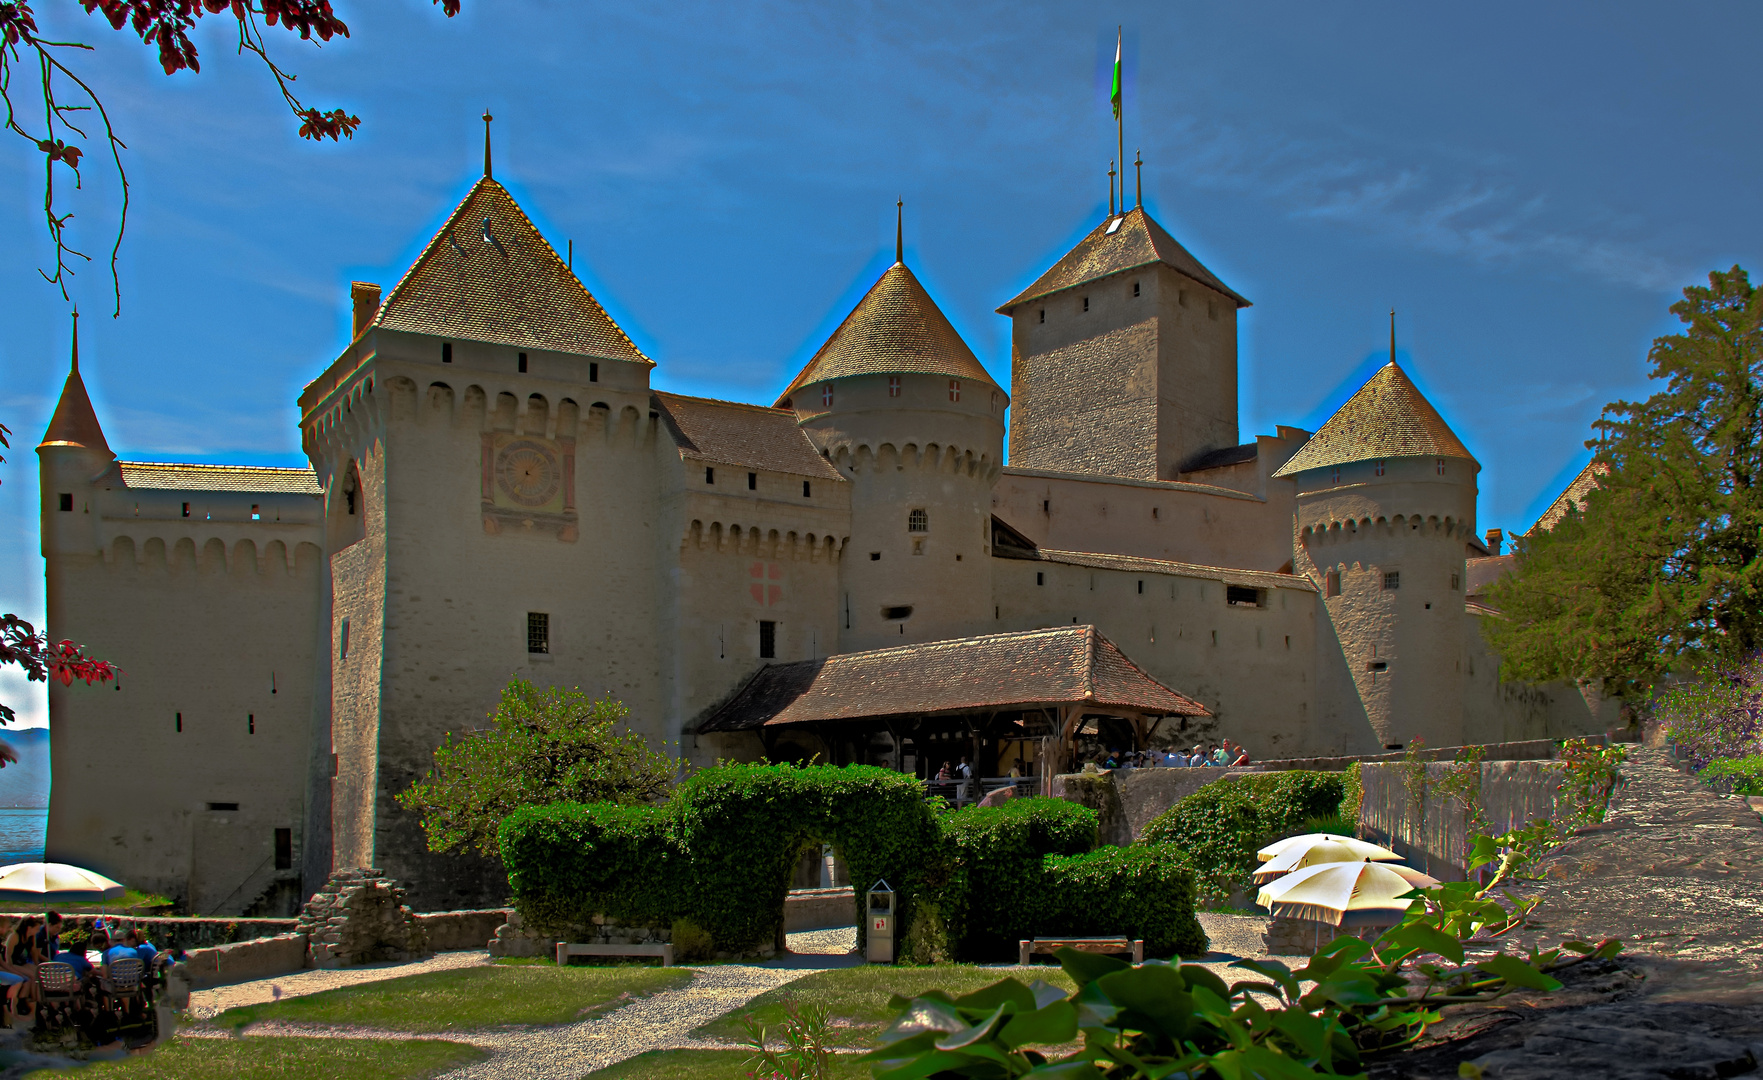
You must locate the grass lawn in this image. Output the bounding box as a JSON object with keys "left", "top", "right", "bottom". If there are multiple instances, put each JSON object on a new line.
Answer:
{"left": 79, "top": 1035, "right": 485, "bottom": 1079}
{"left": 692, "top": 965, "right": 1079, "bottom": 1048}
{"left": 581, "top": 1048, "right": 872, "bottom": 1079}
{"left": 212, "top": 964, "right": 693, "bottom": 1032}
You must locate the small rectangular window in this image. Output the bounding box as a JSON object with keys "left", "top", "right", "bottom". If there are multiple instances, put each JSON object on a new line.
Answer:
{"left": 56, "top": 493, "right": 72, "bottom": 512}
{"left": 1326, "top": 571, "right": 1341, "bottom": 597}
{"left": 802, "top": 481, "right": 811, "bottom": 497}
{"left": 527, "top": 612, "right": 550, "bottom": 654}
{"left": 1451, "top": 573, "right": 1461, "bottom": 591}
{"left": 908, "top": 508, "right": 928, "bottom": 532}
{"left": 1226, "top": 585, "right": 1262, "bottom": 607}
{"left": 948, "top": 380, "right": 960, "bottom": 402}
{"left": 589, "top": 362, "right": 599, "bottom": 382}
{"left": 1384, "top": 571, "right": 1400, "bottom": 590}
{"left": 869, "top": 552, "right": 881, "bottom": 561}
{"left": 274, "top": 828, "right": 293, "bottom": 871}
{"left": 442, "top": 342, "right": 453, "bottom": 363}
{"left": 339, "top": 618, "right": 350, "bottom": 660}
{"left": 207, "top": 802, "right": 240, "bottom": 812}
{"left": 822, "top": 385, "right": 834, "bottom": 407}
{"left": 251, "top": 504, "right": 261, "bottom": 520}
{"left": 1082, "top": 297, "right": 1089, "bottom": 312}
{"left": 518, "top": 352, "right": 528, "bottom": 373}
{"left": 175, "top": 712, "right": 182, "bottom": 734}
{"left": 705, "top": 466, "right": 715, "bottom": 484}
{"left": 1038, "top": 308, "right": 1045, "bottom": 323}
{"left": 1132, "top": 281, "right": 1140, "bottom": 297}
{"left": 1331, "top": 467, "right": 1340, "bottom": 484}
{"left": 888, "top": 376, "right": 901, "bottom": 397}
{"left": 748, "top": 472, "right": 757, "bottom": 490}
{"left": 883, "top": 605, "right": 912, "bottom": 621}
{"left": 182, "top": 502, "right": 191, "bottom": 518}
{"left": 1368, "top": 661, "right": 1389, "bottom": 672}
{"left": 1036, "top": 572, "right": 1044, "bottom": 586}
{"left": 248, "top": 713, "right": 255, "bottom": 735}
{"left": 1436, "top": 458, "right": 1446, "bottom": 475}
{"left": 1137, "top": 580, "right": 1143, "bottom": 594}
{"left": 759, "top": 620, "right": 776, "bottom": 659}
{"left": 1374, "top": 460, "right": 1386, "bottom": 477}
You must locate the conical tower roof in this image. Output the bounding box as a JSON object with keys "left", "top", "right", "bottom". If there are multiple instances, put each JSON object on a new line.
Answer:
{"left": 998, "top": 206, "right": 1249, "bottom": 314}
{"left": 38, "top": 317, "right": 111, "bottom": 456}
{"left": 776, "top": 262, "right": 997, "bottom": 404}
{"left": 372, "top": 177, "right": 650, "bottom": 364}
{"left": 1273, "top": 362, "right": 1476, "bottom": 478}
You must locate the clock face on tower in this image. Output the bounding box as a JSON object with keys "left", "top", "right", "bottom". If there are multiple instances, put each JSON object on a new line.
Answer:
{"left": 495, "top": 439, "right": 562, "bottom": 509}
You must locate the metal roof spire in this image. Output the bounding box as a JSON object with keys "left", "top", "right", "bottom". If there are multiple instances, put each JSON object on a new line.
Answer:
{"left": 482, "top": 110, "right": 493, "bottom": 178}
{"left": 896, "top": 198, "right": 904, "bottom": 264}
{"left": 1134, "top": 149, "right": 1143, "bottom": 209}
{"left": 69, "top": 306, "right": 79, "bottom": 374}
{"left": 1109, "top": 159, "right": 1117, "bottom": 218}
{"left": 1389, "top": 309, "right": 1396, "bottom": 365}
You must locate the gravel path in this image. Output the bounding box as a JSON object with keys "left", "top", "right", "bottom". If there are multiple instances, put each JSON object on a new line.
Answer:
{"left": 186, "top": 948, "right": 493, "bottom": 1020}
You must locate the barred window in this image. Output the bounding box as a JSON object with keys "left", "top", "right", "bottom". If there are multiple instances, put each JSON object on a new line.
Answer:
{"left": 527, "top": 612, "right": 550, "bottom": 654}
{"left": 821, "top": 385, "right": 834, "bottom": 407}
{"left": 907, "top": 508, "right": 928, "bottom": 533}
{"left": 1383, "top": 571, "right": 1400, "bottom": 591}
{"left": 1374, "top": 460, "right": 1386, "bottom": 477}
{"left": 888, "top": 376, "right": 901, "bottom": 398}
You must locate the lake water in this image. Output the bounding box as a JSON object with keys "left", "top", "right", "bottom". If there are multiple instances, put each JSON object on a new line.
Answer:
{"left": 0, "top": 807, "right": 47, "bottom": 865}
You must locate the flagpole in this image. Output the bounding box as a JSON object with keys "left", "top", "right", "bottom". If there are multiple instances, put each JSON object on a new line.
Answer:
{"left": 1116, "top": 27, "right": 1124, "bottom": 219}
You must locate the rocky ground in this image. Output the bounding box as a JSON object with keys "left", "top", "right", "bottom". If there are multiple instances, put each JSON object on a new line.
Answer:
{"left": 1368, "top": 746, "right": 1763, "bottom": 1079}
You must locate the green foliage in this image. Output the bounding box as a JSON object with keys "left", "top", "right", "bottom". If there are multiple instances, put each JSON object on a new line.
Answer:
{"left": 1338, "top": 762, "right": 1363, "bottom": 831}
{"left": 1696, "top": 754, "right": 1763, "bottom": 795}
{"left": 396, "top": 678, "right": 678, "bottom": 857}
{"left": 1485, "top": 266, "right": 1763, "bottom": 696}
{"left": 1434, "top": 744, "right": 1489, "bottom": 841}
{"left": 938, "top": 798, "right": 1098, "bottom": 958}
{"left": 1138, "top": 771, "right": 1347, "bottom": 902}
{"left": 671, "top": 918, "right": 714, "bottom": 963}
{"left": 1656, "top": 654, "right": 1763, "bottom": 767}
{"left": 862, "top": 883, "right": 1622, "bottom": 1079}
{"left": 1555, "top": 739, "right": 1627, "bottom": 829}
{"left": 79, "top": 1036, "right": 488, "bottom": 1080}
{"left": 1042, "top": 844, "right": 1208, "bottom": 959}
{"left": 741, "top": 999, "right": 834, "bottom": 1080}
{"left": 501, "top": 763, "right": 937, "bottom": 954}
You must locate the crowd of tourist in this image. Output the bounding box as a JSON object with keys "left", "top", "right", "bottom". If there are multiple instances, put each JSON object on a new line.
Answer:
{"left": 1101, "top": 740, "right": 1252, "bottom": 769}
{"left": 0, "top": 911, "right": 170, "bottom": 1046}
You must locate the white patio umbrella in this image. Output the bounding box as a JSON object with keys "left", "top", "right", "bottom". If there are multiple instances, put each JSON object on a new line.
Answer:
{"left": 0, "top": 862, "right": 125, "bottom": 902}
{"left": 1257, "top": 832, "right": 1401, "bottom": 864}
{"left": 1252, "top": 839, "right": 1364, "bottom": 885}
{"left": 1256, "top": 859, "right": 1439, "bottom": 927}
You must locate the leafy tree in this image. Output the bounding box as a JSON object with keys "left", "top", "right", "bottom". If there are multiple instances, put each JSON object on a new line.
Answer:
{"left": 0, "top": 613, "right": 118, "bottom": 765}
{"left": 2, "top": 1, "right": 462, "bottom": 311}
{"left": 397, "top": 678, "right": 678, "bottom": 859}
{"left": 1485, "top": 266, "right": 1763, "bottom": 696}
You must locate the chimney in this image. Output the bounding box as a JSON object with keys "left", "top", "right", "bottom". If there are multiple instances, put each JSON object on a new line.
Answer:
{"left": 1485, "top": 528, "right": 1504, "bottom": 556}
{"left": 351, "top": 282, "right": 381, "bottom": 341}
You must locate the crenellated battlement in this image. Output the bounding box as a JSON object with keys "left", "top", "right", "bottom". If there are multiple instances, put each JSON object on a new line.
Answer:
{"left": 98, "top": 534, "right": 324, "bottom": 577}
{"left": 1300, "top": 513, "right": 1474, "bottom": 543}
{"left": 682, "top": 519, "right": 845, "bottom": 562}
{"left": 827, "top": 440, "right": 997, "bottom": 481}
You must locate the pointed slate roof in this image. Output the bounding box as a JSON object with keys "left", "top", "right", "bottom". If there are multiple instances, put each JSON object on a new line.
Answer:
{"left": 696, "top": 625, "right": 1209, "bottom": 732}
{"left": 372, "top": 177, "right": 650, "bottom": 364}
{"left": 1273, "top": 362, "right": 1477, "bottom": 478}
{"left": 998, "top": 206, "right": 1249, "bottom": 313}
{"left": 776, "top": 262, "right": 997, "bottom": 404}
{"left": 38, "top": 329, "right": 111, "bottom": 456}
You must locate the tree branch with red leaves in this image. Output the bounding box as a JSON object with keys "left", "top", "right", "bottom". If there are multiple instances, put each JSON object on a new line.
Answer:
{"left": 1, "top": 0, "right": 461, "bottom": 315}
{"left": 0, "top": 613, "right": 118, "bottom": 765}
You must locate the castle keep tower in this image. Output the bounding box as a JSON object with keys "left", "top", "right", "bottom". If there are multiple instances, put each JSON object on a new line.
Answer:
{"left": 780, "top": 231, "right": 1005, "bottom": 651}
{"left": 1275, "top": 361, "right": 1479, "bottom": 750}
{"left": 999, "top": 207, "right": 1249, "bottom": 481}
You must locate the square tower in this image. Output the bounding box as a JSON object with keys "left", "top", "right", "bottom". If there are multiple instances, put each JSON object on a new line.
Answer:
{"left": 999, "top": 208, "right": 1249, "bottom": 481}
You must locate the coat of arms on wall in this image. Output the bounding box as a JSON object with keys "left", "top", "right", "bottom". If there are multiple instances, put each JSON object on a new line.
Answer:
{"left": 481, "top": 433, "right": 578, "bottom": 540}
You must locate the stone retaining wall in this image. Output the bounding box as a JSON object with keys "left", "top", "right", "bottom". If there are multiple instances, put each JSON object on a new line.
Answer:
{"left": 181, "top": 933, "right": 310, "bottom": 990}
{"left": 1357, "top": 759, "right": 1563, "bottom": 881}
{"left": 416, "top": 909, "right": 511, "bottom": 952}
{"left": 1260, "top": 735, "right": 1623, "bottom": 774}
{"left": 784, "top": 887, "right": 856, "bottom": 931}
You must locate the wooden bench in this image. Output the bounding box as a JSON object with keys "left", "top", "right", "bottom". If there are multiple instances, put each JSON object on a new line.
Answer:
{"left": 1018, "top": 936, "right": 1143, "bottom": 965}
{"left": 555, "top": 942, "right": 674, "bottom": 967}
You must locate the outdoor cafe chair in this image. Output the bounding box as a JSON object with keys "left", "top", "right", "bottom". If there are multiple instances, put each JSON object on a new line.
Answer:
{"left": 34, "top": 961, "right": 80, "bottom": 1029}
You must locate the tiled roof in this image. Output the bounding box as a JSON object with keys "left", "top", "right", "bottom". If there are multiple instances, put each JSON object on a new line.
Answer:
{"left": 697, "top": 625, "right": 1209, "bottom": 733}
{"left": 998, "top": 545, "right": 1314, "bottom": 592}
{"left": 117, "top": 462, "right": 324, "bottom": 495}
{"left": 653, "top": 392, "right": 843, "bottom": 480}
{"left": 373, "top": 178, "right": 650, "bottom": 365}
{"left": 1465, "top": 554, "right": 1515, "bottom": 600}
{"left": 38, "top": 366, "right": 111, "bottom": 456}
{"left": 998, "top": 207, "right": 1249, "bottom": 313}
{"left": 1532, "top": 461, "right": 1607, "bottom": 533}
{"left": 1182, "top": 443, "right": 1258, "bottom": 473}
{"left": 1273, "top": 363, "right": 1477, "bottom": 478}
{"left": 776, "top": 262, "right": 997, "bottom": 403}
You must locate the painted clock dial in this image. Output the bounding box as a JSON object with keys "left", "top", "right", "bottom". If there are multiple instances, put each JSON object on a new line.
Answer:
{"left": 495, "top": 440, "right": 562, "bottom": 508}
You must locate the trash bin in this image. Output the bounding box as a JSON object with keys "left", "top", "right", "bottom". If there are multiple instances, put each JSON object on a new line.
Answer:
{"left": 866, "top": 880, "right": 895, "bottom": 963}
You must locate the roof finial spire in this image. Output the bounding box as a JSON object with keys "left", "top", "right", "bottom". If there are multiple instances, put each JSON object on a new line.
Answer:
{"left": 69, "top": 306, "right": 79, "bottom": 374}
{"left": 896, "top": 197, "right": 904, "bottom": 265}
{"left": 1108, "top": 159, "right": 1117, "bottom": 217}
{"left": 1134, "top": 148, "right": 1142, "bottom": 210}
{"left": 1113, "top": 26, "right": 1124, "bottom": 219}
{"left": 482, "top": 110, "right": 493, "bottom": 178}
{"left": 1389, "top": 309, "right": 1396, "bottom": 365}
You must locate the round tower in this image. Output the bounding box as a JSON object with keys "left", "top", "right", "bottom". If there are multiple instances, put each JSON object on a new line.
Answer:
{"left": 1273, "top": 360, "right": 1479, "bottom": 751}
{"left": 37, "top": 313, "right": 115, "bottom": 566}
{"left": 778, "top": 221, "right": 1006, "bottom": 651}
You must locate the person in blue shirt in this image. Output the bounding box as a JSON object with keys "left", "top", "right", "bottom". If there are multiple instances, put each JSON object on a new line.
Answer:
{"left": 102, "top": 931, "right": 140, "bottom": 978}
{"left": 123, "top": 930, "right": 157, "bottom": 967}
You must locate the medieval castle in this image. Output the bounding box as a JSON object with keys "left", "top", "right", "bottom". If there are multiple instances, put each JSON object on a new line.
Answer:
{"left": 35, "top": 140, "right": 1611, "bottom": 914}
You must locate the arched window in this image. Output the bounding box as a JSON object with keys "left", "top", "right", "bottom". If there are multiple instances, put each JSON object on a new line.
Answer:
{"left": 908, "top": 508, "right": 928, "bottom": 533}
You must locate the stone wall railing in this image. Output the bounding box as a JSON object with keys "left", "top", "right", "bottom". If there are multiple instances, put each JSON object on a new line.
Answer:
{"left": 1356, "top": 759, "right": 1563, "bottom": 882}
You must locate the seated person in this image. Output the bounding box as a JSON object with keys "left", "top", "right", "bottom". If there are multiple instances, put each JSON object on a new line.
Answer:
{"left": 37, "top": 913, "right": 62, "bottom": 961}
{"left": 102, "top": 933, "right": 141, "bottom": 977}
{"left": 3, "top": 916, "right": 42, "bottom": 978}
{"left": 122, "top": 931, "right": 157, "bottom": 967}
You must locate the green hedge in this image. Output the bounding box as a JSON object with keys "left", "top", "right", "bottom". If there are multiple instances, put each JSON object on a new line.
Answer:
{"left": 501, "top": 766, "right": 1206, "bottom": 962}
{"left": 501, "top": 764, "right": 937, "bottom": 955}
{"left": 1138, "top": 771, "right": 1347, "bottom": 901}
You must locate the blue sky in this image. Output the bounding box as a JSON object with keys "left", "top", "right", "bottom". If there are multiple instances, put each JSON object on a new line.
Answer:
{"left": 3, "top": 1, "right": 1758, "bottom": 726}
